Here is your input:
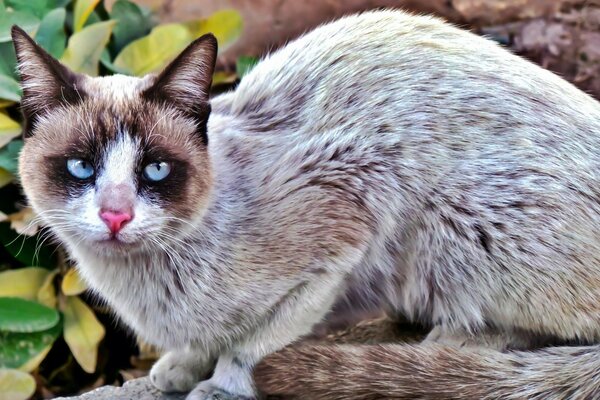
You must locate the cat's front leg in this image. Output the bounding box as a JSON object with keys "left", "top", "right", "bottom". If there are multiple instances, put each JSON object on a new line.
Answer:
{"left": 150, "top": 348, "right": 215, "bottom": 393}
{"left": 187, "top": 353, "right": 257, "bottom": 400}
{"left": 187, "top": 274, "right": 348, "bottom": 400}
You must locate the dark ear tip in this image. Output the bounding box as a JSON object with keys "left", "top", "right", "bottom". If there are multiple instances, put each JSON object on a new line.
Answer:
{"left": 195, "top": 33, "right": 218, "bottom": 53}
{"left": 11, "top": 25, "right": 28, "bottom": 40}
{"left": 11, "top": 25, "right": 34, "bottom": 53}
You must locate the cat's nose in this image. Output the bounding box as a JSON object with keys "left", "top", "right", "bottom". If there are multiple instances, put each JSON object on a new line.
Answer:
{"left": 99, "top": 210, "right": 133, "bottom": 234}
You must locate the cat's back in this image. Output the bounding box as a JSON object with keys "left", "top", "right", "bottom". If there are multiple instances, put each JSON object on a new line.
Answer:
{"left": 215, "top": 10, "right": 600, "bottom": 149}
{"left": 211, "top": 10, "right": 600, "bottom": 187}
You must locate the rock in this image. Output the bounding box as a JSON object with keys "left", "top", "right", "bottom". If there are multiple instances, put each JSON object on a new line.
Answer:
{"left": 55, "top": 377, "right": 186, "bottom": 400}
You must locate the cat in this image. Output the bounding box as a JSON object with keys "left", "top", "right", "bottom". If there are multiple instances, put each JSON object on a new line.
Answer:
{"left": 12, "top": 9, "right": 600, "bottom": 400}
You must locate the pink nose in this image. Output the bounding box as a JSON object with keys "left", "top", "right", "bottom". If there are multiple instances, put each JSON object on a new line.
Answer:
{"left": 99, "top": 210, "right": 132, "bottom": 234}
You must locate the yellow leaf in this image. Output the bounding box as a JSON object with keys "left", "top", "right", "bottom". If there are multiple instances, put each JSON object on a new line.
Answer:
{"left": 6, "top": 208, "right": 39, "bottom": 236}
{"left": 61, "top": 21, "right": 116, "bottom": 76}
{"left": 212, "top": 71, "right": 237, "bottom": 86}
{"left": 61, "top": 268, "right": 87, "bottom": 296}
{"left": 37, "top": 269, "right": 58, "bottom": 308}
{"left": 0, "top": 267, "right": 49, "bottom": 301}
{"left": 17, "top": 345, "right": 52, "bottom": 373}
{"left": 114, "top": 23, "right": 193, "bottom": 76}
{"left": 73, "top": 0, "right": 101, "bottom": 32}
{"left": 0, "top": 168, "right": 13, "bottom": 188}
{"left": 0, "top": 369, "right": 35, "bottom": 400}
{"left": 0, "top": 100, "right": 15, "bottom": 108}
{"left": 0, "top": 113, "right": 21, "bottom": 149}
{"left": 183, "top": 9, "right": 243, "bottom": 53}
{"left": 63, "top": 296, "right": 105, "bottom": 373}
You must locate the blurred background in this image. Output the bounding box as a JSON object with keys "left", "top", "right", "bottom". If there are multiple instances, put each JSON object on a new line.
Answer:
{"left": 0, "top": 0, "right": 598, "bottom": 399}
{"left": 151, "top": 0, "right": 600, "bottom": 98}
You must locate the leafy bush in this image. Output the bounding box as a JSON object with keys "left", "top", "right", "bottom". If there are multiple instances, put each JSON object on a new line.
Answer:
{"left": 0, "top": 0, "right": 244, "bottom": 398}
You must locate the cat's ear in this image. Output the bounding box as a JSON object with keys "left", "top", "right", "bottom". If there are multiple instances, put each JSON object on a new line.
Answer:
{"left": 11, "top": 26, "right": 85, "bottom": 135}
{"left": 143, "top": 34, "right": 217, "bottom": 143}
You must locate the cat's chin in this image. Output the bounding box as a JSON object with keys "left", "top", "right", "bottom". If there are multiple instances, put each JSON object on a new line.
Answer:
{"left": 85, "top": 236, "right": 146, "bottom": 256}
{"left": 99, "top": 237, "right": 137, "bottom": 248}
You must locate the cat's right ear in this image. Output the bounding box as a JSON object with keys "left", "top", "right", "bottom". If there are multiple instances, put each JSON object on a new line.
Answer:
{"left": 142, "top": 34, "right": 217, "bottom": 144}
{"left": 11, "top": 25, "right": 85, "bottom": 136}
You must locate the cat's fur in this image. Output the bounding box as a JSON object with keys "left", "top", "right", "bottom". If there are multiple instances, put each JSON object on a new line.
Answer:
{"left": 12, "top": 9, "right": 600, "bottom": 400}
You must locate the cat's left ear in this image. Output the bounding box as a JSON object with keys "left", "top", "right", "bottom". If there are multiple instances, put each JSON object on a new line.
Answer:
{"left": 11, "top": 25, "right": 85, "bottom": 136}
{"left": 143, "top": 34, "right": 217, "bottom": 142}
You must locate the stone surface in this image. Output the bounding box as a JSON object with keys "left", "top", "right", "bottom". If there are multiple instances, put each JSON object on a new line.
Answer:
{"left": 56, "top": 377, "right": 186, "bottom": 400}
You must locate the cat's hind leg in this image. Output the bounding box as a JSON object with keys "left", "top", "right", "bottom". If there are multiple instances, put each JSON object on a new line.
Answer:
{"left": 425, "top": 325, "right": 543, "bottom": 351}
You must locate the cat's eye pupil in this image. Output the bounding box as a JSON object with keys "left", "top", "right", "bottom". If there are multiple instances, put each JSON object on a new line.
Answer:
{"left": 143, "top": 161, "right": 171, "bottom": 182}
{"left": 66, "top": 158, "right": 94, "bottom": 180}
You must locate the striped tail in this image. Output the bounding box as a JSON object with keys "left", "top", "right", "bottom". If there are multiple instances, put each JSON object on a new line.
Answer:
{"left": 255, "top": 342, "right": 600, "bottom": 399}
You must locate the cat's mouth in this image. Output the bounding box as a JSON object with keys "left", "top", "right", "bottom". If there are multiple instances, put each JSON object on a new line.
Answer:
{"left": 85, "top": 237, "right": 147, "bottom": 258}
{"left": 96, "top": 234, "right": 141, "bottom": 250}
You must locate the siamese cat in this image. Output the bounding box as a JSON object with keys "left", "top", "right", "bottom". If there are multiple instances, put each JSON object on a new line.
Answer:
{"left": 12, "top": 9, "right": 600, "bottom": 400}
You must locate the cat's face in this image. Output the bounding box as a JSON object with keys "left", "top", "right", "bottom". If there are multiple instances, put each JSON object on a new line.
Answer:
{"left": 12, "top": 27, "right": 218, "bottom": 256}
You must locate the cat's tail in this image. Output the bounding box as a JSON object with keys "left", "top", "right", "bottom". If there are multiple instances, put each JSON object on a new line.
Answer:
{"left": 254, "top": 342, "right": 600, "bottom": 399}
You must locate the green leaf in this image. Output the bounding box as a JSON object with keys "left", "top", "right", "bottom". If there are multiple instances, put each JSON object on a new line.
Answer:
{"left": 0, "top": 8, "right": 40, "bottom": 43}
{"left": 110, "top": 0, "right": 153, "bottom": 54}
{"left": 0, "top": 222, "right": 57, "bottom": 269}
{"left": 0, "top": 297, "right": 59, "bottom": 332}
{"left": 0, "top": 113, "right": 21, "bottom": 148}
{"left": 73, "top": 0, "right": 100, "bottom": 32}
{"left": 63, "top": 296, "right": 105, "bottom": 373}
{"left": 34, "top": 8, "right": 66, "bottom": 58}
{"left": 60, "top": 20, "right": 115, "bottom": 76}
{"left": 236, "top": 56, "right": 258, "bottom": 79}
{"left": 183, "top": 9, "right": 243, "bottom": 53}
{"left": 139, "top": 4, "right": 153, "bottom": 20}
{"left": 99, "top": 48, "right": 129, "bottom": 75}
{"left": 50, "top": 0, "right": 72, "bottom": 7}
{"left": 91, "top": 1, "right": 110, "bottom": 23}
{"left": 0, "top": 369, "right": 36, "bottom": 400}
{"left": 0, "top": 323, "right": 61, "bottom": 370}
{"left": 0, "top": 42, "right": 18, "bottom": 80}
{"left": 6, "top": 0, "right": 51, "bottom": 19}
{"left": 114, "top": 23, "right": 193, "bottom": 76}
{"left": 0, "top": 139, "right": 22, "bottom": 174}
{"left": 16, "top": 344, "right": 51, "bottom": 372}
{"left": 0, "top": 76, "right": 21, "bottom": 105}
{"left": 82, "top": 9, "right": 102, "bottom": 27}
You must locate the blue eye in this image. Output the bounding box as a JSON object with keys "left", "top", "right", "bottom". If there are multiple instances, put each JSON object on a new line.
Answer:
{"left": 66, "top": 159, "right": 94, "bottom": 179}
{"left": 143, "top": 161, "right": 171, "bottom": 182}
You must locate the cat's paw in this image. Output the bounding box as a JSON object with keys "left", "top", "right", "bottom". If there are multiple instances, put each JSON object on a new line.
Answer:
{"left": 186, "top": 382, "right": 257, "bottom": 400}
{"left": 150, "top": 350, "right": 213, "bottom": 393}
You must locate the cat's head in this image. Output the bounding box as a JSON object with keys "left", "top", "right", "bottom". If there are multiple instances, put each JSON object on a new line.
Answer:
{"left": 12, "top": 26, "right": 217, "bottom": 256}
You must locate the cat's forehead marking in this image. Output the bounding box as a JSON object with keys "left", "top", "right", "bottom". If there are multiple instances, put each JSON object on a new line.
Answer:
{"left": 84, "top": 74, "right": 153, "bottom": 103}
{"left": 98, "top": 132, "right": 139, "bottom": 188}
